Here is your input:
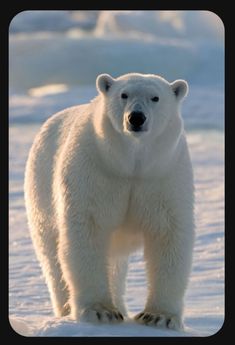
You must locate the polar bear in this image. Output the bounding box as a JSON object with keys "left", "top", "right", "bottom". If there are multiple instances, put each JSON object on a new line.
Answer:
{"left": 24, "top": 73, "right": 195, "bottom": 330}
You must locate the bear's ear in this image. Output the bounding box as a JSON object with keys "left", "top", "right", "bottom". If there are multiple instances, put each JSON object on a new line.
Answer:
{"left": 96, "top": 74, "right": 115, "bottom": 94}
{"left": 171, "top": 80, "right": 188, "bottom": 101}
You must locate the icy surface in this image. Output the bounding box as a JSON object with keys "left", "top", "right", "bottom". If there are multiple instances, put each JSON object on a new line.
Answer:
{"left": 9, "top": 11, "right": 224, "bottom": 337}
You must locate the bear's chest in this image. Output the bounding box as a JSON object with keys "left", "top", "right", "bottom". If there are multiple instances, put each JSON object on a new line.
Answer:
{"left": 92, "top": 173, "right": 171, "bottom": 233}
{"left": 123, "top": 180, "right": 172, "bottom": 233}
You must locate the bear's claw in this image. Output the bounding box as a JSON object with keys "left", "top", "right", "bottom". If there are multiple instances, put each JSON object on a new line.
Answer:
{"left": 80, "top": 305, "right": 124, "bottom": 324}
{"left": 134, "top": 311, "right": 183, "bottom": 330}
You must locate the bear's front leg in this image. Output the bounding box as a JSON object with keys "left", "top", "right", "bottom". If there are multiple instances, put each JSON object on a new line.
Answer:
{"left": 58, "top": 217, "right": 124, "bottom": 324}
{"left": 135, "top": 227, "right": 194, "bottom": 330}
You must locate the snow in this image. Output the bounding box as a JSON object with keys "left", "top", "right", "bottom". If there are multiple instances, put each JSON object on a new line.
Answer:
{"left": 9, "top": 10, "right": 224, "bottom": 337}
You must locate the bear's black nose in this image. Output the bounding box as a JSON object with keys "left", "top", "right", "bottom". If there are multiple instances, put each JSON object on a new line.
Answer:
{"left": 128, "top": 111, "right": 146, "bottom": 128}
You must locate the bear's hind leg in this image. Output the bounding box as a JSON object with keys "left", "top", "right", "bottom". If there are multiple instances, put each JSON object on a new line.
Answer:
{"left": 31, "top": 226, "right": 70, "bottom": 317}
{"left": 109, "top": 256, "right": 129, "bottom": 316}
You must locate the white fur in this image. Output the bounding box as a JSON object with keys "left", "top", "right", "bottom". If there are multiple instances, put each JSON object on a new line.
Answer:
{"left": 24, "top": 73, "right": 195, "bottom": 330}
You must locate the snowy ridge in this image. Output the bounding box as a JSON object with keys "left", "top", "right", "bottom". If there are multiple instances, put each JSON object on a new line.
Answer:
{"left": 9, "top": 11, "right": 224, "bottom": 91}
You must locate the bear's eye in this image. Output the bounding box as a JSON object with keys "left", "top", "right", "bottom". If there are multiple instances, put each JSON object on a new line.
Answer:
{"left": 121, "top": 93, "right": 128, "bottom": 99}
{"left": 151, "top": 96, "right": 159, "bottom": 102}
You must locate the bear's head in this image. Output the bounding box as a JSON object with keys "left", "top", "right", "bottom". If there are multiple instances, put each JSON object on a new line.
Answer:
{"left": 96, "top": 73, "right": 188, "bottom": 140}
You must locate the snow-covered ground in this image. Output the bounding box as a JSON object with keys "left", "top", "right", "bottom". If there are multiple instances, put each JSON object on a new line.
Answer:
{"left": 9, "top": 11, "right": 224, "bottom": 337}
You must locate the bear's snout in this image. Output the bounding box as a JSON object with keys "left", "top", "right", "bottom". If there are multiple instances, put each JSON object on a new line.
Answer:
{"left": 128, "top": 111, "right": 146, "bottom": 131}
